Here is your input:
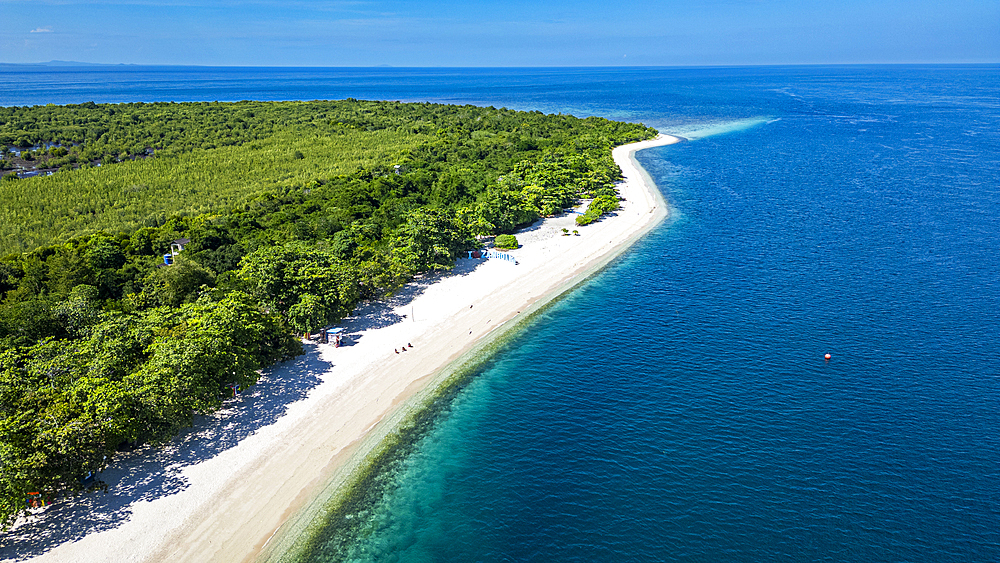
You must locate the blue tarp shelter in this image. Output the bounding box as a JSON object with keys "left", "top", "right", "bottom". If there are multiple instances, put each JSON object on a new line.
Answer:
{"left": 325, "top": 327, "right": 346, "bottom": 347}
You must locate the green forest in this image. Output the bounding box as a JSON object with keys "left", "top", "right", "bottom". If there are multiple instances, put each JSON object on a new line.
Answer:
{"left": 0, "top": 99, "right": 656, "bottom": 526}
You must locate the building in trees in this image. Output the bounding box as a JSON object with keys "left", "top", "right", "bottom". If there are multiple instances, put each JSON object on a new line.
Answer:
{"left": 163, "top": 237, "right": 190, "bottom": 266}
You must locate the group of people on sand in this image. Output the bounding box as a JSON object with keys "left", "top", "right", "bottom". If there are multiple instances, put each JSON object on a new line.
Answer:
{"left": 394, "top": 343, "right": 413, "bottom": 354}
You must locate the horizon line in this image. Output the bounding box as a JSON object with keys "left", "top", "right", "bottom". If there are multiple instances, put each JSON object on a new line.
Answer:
{"left": 3, "top": 61, "right": 999, "bottom": 70}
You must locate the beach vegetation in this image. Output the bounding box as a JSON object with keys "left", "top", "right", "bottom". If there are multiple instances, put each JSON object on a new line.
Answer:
{"left": 575, "top": 194, "right": 620, "bottom": 226}
{"left": 494, "top": 234, "right": 518, "bottom": 249}
{"left": 392, "top": 207, "right": 478, "bottom": 272}
{"left": 0, "top": 98, "right": 656, "bottom": 526}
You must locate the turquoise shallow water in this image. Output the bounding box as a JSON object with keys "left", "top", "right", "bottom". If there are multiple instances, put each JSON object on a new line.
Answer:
{"left": 4, "top": 65, "right": 998, "bottom": 561}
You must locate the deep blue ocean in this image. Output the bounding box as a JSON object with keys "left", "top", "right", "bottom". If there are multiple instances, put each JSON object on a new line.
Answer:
{"left": 3, "top": 65, "right": 998, "bottom": 561}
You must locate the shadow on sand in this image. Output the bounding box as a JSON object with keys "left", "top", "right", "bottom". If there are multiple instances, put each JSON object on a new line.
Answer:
{"left": 0, "top": 349, "right": 330, "bottom": 560}
{"left": 0, "top": 257, "right": 490, "bottom": 560}
{"left": 336, "top": 257, "right": 488, "bottom": 341}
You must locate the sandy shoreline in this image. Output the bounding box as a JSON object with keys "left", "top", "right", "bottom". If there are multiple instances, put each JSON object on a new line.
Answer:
{"left": 7, "top": 134, "right": 680, "bottom": 563}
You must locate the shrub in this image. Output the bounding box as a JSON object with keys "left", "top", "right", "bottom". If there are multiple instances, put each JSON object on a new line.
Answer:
{"left": 494, "top": 234, "right": 518, "bottom": 249}
{"left": 575, "top": 194, "right": 620, "bottom": 226}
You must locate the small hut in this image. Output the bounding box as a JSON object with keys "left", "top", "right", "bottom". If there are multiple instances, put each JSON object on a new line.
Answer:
{"left": 325, "top": 327, "right": 346, "bottom": 347}
{"left": 171, "top": 238, "right": 190, "bottom": 255}
{"left": 163, "top": 238, "right": 191, "bottom": 266}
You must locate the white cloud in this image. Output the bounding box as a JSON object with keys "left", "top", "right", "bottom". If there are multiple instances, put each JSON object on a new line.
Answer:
{"left": 30, "top": 27, "right": 53, "bottom": 33}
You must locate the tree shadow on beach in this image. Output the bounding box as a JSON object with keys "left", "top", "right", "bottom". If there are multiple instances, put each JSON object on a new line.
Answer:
{"left": 0, "top": 259, "right": 490, "bottom": 560}
{"left": 0, "top": 347, "right": 330, "bottom": 561}
{"left": 338, "top": 257, "right": 488, "bottom": 338}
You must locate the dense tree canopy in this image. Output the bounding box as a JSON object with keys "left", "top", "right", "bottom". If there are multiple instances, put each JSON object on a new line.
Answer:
{"left": 0, "top": 99, "right": 656, "bottom": 527}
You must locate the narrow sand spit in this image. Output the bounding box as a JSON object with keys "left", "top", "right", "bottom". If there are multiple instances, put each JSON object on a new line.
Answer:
{"left": 6, "top": 134, "right": 680, "bottom": 563}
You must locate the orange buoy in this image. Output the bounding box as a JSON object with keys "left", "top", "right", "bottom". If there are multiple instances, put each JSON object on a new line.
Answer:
{"left": 824, "top": 353, "right": 832, "bottom": 360}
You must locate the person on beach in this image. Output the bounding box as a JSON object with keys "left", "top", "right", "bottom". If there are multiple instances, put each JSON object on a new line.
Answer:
{"left": 394, "top": 349, "right": 398, "bottom": 354}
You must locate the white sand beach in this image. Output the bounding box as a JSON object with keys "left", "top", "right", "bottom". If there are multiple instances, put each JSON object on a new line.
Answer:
{"left": 5, "top": 134, "right": 680, "bottom": 563}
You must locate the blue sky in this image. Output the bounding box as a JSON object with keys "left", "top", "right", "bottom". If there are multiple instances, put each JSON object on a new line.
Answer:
{"left": 2, "top": 0, "right": 998, "bottom": 66}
